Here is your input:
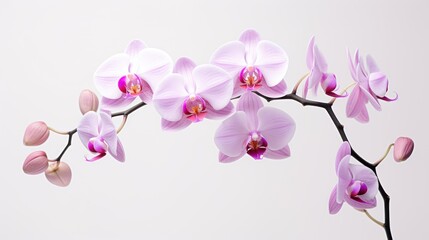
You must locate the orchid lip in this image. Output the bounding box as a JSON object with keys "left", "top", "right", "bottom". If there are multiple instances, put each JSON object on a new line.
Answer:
{"left": 239, "top": 66, "right": 263, "bottom": 91}
{"left": 88, "top": 137, "right": 108, "bottom": 154}
{"left": 246, "top": 132, "right": 268, "bottom": 160}
{"left": 118, "top": 73, "right": 144, "bottom": 97}
{"left": 183, "top": 94, "right": 207, "bottom": 123}
{"left": 347, "top": 180, "right": 368, "bottom": 201}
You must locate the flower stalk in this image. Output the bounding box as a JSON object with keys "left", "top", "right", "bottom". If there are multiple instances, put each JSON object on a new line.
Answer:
{"left": 255, "top": 90, "right": 393, "bottom": 240}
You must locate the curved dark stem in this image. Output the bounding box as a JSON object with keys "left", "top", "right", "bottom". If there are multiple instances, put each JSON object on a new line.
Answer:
{"left": 255, "top": 91, "right": 393, "bottom": 240}
{"left": 55, "top": 128, "right": 77, "bottom": 161}
{"left": 111, "top": 101, "right": 146, "bottom": 117}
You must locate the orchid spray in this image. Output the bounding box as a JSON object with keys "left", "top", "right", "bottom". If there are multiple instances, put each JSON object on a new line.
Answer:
{"left": 22, "top": 29, "right": 414, "bottom": 240}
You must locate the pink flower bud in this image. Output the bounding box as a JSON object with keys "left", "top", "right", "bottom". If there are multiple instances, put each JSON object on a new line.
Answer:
{"left": 23, "top": 121, "right": 49, "bottom": 146}
{"left": 23, "top": 151, "right": 49, "bottom": 175}
{"left": 45, "top": 162, "right": 72, "bottom": 187}
{"left": 79, "top": 89, "right": 99, "bottom": 114}
{"left": 393, "top": 137, "right": 414, "bottom": 162}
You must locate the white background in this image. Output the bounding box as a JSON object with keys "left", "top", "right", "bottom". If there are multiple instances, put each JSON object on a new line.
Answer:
{"left": 1, "top": 0, "right": 428, "bottom": 239}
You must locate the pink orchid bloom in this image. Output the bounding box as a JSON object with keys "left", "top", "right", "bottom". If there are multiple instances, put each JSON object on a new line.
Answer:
{"left": 329, "top": 142, "right": 378, "bottom": 214}
{"left": 346, "top": 49, "right": 397, "bottom": 123}
{"left": 303, "top": 37, "right": 345, "bottom": 98}
{"left": 77, "top": 111, "right": 125, "bottom": 162}
{"left": 153, "top": 57, "right": 234, "bottom": 131}
{"left": 94, "top": 40, "right": 173, "bottom": 110}
{"left": 214, "top": 92, "right": 295, "bottom": 163}
{"left": 210, "top": 29, "right": 289, "bottom": 98}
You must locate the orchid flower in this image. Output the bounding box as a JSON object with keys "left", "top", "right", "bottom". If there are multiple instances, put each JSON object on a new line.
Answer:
{"left": 346, "top": 49, "right": 397, "bottom": 122}
{"left": 303, "top": 36, "right": 345, "bottom": 98}
{"left": 214, "top": 92, "right": 295, "bottom": 163}
{"left": 77, "top": 111, "right": 125, "bottom": 162}
{"left": 94, "top": 40, "right": 173, "bottom": 110}
{"left": 329, "top": 142, "right": 378, "bottom": 214}
{"left": 210, "top": 29, "right": 289, "bottom": 98}
{"left": 153, "top": 57, "right": 234, "bottom": 130}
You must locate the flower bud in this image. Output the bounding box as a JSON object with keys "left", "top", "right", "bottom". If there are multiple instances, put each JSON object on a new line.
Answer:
{"left": 79, "top": 89, "right": 99, "bottom": 114}
{"left": 23, "top": 121, "right": 49, "bottom": 146}
{"left": 45, "top": 162, "right": 72, "bottom": 187}
{"left": 23, "top": 151, "right": 49, "bottom": 175}
{"left": 393, "top": 137, "right": 414, "bottom": 162}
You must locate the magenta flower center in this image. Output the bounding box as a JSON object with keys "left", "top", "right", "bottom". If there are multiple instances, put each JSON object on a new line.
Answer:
{"left": 347, "top": 180, "right": 368, "bottom": 202}
{"left": 183, "top": 94, "right": 207, "bottom": 123}
{"left": 88, "top": 137, "right": 108, "bottom": 154}
{"left": 239, "top": 66, "right": 263, "bottom": 90}
{"left": 118, "top": 74, "right": 144, "bottom": 96}
{"left": 246, "top": 132, "right": 268, "bottom": 160}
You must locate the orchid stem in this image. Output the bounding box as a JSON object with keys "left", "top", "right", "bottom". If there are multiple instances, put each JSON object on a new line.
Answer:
{"left": 116, "top": 116, "right": 128, "bottom": 134}
{"left": 329, "top": 82, "right": 356, "bottom": 104}
{"left": 374, "top": 143, "right": 395, "bottom": 167}
{"left": 254, "top": 91, "right": 393, "bottom": 240}
{"left": 291, "top": 72, "right": 310, "bottom": 94}
{"left": 361, "top": 209, "right": 385, "bottom": 228}
{"left": 48, "top": 126, "right": 69, "bottom": 135}
{"left": 55, "top": 129, "right": 77, "bottom": 161}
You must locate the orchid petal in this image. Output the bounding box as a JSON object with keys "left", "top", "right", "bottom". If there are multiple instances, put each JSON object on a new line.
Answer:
{"left": 125, "top": 40, "right": 146, "bottom": 58}
{"left": 258, "top": 79, "right": 287, "bottom": 98}
{"left": 237, "top": 92, "right": 264, "bottom": 129}
{"left": 101, "top": 96, "right": 136, "bottom": 110}
{"left": 306, "top": 36, "right": 315, "bottom": 70}
{"left": 99, "top": 112, "right": 118, "bottom": 155}
{"left": 369, "top": 72, "right": 388, "bottom": 97}
{"left": 360, "top": 86, "right": 381, "bottom": 111}
{"left": 314, "top": 45, "right": 328, "bottom": 73}
{"left": 257, "top": 107, "right": 295, "bottom": 151}
{"left": 153, "top": 73, "right": 188, "bottom": 122}
{"left": 205, "top": 101, "right": 234, "bottom": 120}
{"left": 94, "top": 53, "right": 130, "bottom": 99}
{"left": 138, "top": 79, "right": 154, "bottom": 103}
{"left": 355, "top": 105, "right": 369, "bottom": 123}
{"left": 210, "top": 41, "right": 246, "bottom": 76}
{"left": 336, "top": 155, "right": 352, "bottom": 203}
{"left": 194, "top": 64, "right": 233, "bottom": 110}
{"left": 264, "top": 145, "right": 291, "bottom": 159}
{"left": 219, "top": 151, "right": 245, "bottom": 163}
{"left": 214, "top": 112, "right": 250, "bottom": 157}
{"left": 307, "top": 68, "right": 323, "bottom": 89}
{"left": 77, "top": 111, "right": 99, "bottom": 147}
{"left": 356, "top": 62, "right": 369, "bottom": 85}
{"left": 347, "top": 49, "right": 358, "bottom": 82}
{"left": 254, "top": 40, "right": 289, "bottom": 87}
{"left": 239, "top": 29, "right": 261, "bottom": 65}
{"left": 366, "top": 55, "right": 379, "bottom": 73}
{"left": 109, "top": 138, "right": 125, "bottom": 162}
{"left": 133, "top": 48, "right": 173, "bottom": 90}
{"left": 174, "top": 57, "right": 197, "bottom": 93}
{"left": 346, "top": 86, "right": 366, "bottom": 118}
{"left": 302, "top": 79, "right": 310, "bottom": 99}
{"left": 354, "top": 49, "right": 360, "bottom": 70}
{"left": 231, "top": 80, "right": 246, "bottom": 98}
{"left": 329, "top": 187, "right": 343, "bottom": 214}
{"left": 335, "top": 142, "right": 351, "bottom": 171}
{"left": 161, "top": 117, "right": 192, "bottom": 131}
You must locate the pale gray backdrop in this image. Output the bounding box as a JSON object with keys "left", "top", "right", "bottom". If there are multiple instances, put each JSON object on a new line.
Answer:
{"left": 1, "top": 0, "right": 427, "bottom": 239}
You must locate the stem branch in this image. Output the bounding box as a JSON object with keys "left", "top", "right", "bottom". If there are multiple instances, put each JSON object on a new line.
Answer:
{"left": 255, "top": 91, "right": 393, "bottom": 240}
